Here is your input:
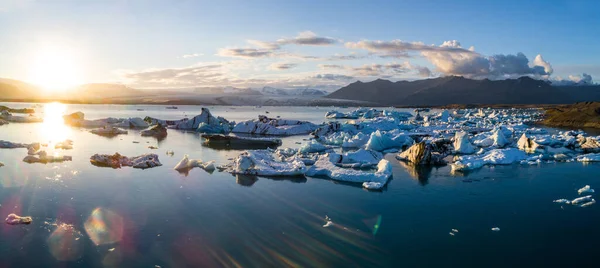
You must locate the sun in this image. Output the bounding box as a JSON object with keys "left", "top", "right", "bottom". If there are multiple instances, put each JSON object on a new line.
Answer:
{"left": 27, "top": 45, "right": 83, "bottom": 91}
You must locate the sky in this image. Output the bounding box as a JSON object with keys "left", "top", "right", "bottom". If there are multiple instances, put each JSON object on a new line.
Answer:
{"left": 0, "top": 0, "right": 599, "bottom": 91}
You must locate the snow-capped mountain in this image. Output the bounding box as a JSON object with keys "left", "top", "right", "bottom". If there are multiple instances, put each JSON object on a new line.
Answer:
{"left": 192, "top": 86, "right": 262, "bottom": 95}
{"left": 260, "top": 87, "right": 328, "bottom": 96}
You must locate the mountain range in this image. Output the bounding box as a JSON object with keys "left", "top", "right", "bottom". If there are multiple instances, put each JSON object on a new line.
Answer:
{"left": 326, "top": 76, "right": 600, "bottom": 106}
{"left": 2, "top": 76, "right": 599, "bottom": 106}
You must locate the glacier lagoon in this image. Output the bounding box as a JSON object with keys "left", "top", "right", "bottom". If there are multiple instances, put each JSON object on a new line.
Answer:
{"left": 0, "top": 102, "right": 599, "bottom": 267}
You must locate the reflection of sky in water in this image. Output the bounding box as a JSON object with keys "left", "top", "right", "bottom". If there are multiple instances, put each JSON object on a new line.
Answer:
{"left": 0, "top": 103, "right": 599, "bottom": 266}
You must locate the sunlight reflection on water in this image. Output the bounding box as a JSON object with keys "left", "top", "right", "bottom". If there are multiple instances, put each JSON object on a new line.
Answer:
{"left": 41, "top": 102, "right": 71, "bottom": 143}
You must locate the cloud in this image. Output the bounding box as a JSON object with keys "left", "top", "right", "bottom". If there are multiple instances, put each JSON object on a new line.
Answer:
{"left": 277, "top": 31, "right": 337, "bottom": 46}
{"left": 533, "top": 54, "right": 553, "bottom": 74}
{"left": 218, "top": 31, "right": 337, "bottom": 59}
{"left": 312, "top": 74, "right": 355, "bottom": 81}
{"left": 216, "top": 48, "right": 275, "bottom": 58}
{"left": 269, "top": 62, "right": 298, "bottom": 70}
{"left": 552, "top": 73, "right": 595, "bottom": 86}
{"left": 346, "top": 39, "right": 476, "bottom": 56}
{"left": 353, "top": 62, "right": 412, "bottom": 76}
{"left": 181, "top": 53, "right": 203, "bottom": 58}
{"left": 416, "top": 66, "right": 433, "bottom": 77}
{"left": 328, "top": 53, "right": 368, "bottom": 60}
{"left": 319, "top": 64, "right": 346, "bottom": 70}
{"left": 119, "top": 64, "right": 225, "bottom": 87}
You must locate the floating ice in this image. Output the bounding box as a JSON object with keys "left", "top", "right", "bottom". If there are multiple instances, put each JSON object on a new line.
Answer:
{"left": 5, "top": 213, "right": 32, "bottom": 225}
{"left": 173, "top": 155, "right": 216, "bottom": 173}
{"left": 578, "top": 185, "right": 595, "bottom": 195}
{"left": 517, "top": 133, "right": 545, "bottom": 153}
{"left": 396, "top": 142, "right": 447, "bottom": 165}
{"left": 229, "top": 150, "right": 307, "bottom": 176}
{"left": 90, "top": 127, "right": 128, "bottom": 137}
{"left": 0, "top": 140, "right": 31, "bottom": 149}
{"left": 365, "top": 130, "right": 413, "bottom": 152}
{"left": 299, "top": 140, "right": 330, "bottom": 153}
{"left": 453, "top": 131, "right": 476, "bottom": 154}
{"left": 0, "top": 111, "right": 43, "bottom": 123}
{"left": 553, "top": 199, "right": 570, "bottom": 204}
{"left": 232, "top": 115, "right": 318, "bottom": 136}
{"left": 362, "top": 181, "right": 384, "bottom": 190}
{"left": 580, "top": 199, "right": 596, "bottom": 207}
{"left": 576, "top": 153, "right": 600, "bottom": 162}
{"left": 23, "top": 151, "right": 72, "bottom": 164}
{"left": 491, "top": 227, "right": 500, "bottom": 232}
{"left": 452, "top": 148, "right": 527, "bottom": 172}
{"left": 55, "top": 140, "right": 73, "bottom": 150}
{"left": 571, "top": 195, "right": 593, "bottom": 205}
{"left": 306, "top": 155, "right": 392, "bottom": 185}
{"left": 141, "top": 124, "right": 168, "bottom": 138}
{"left": 90, "top": 153, "right": 162, "bottom": 169}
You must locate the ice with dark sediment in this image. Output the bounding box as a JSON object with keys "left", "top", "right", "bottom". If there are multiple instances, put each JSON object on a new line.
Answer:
{"left": 5, "top": 213, "right": 32, "bottom": 225}
{"left": 141, "top": 124, "right": 168, "bottom": 138}
{"left": 90, "top": 127, "right": 128, "bottom": 137}
{"left": 0, "top": 110, "right": 43, "bottom": 123}
{"left": 232, "top": 115, "right": 318, "bottom": 136}
{"left": 90, "top": 153, "right": 162, "bottom": 169}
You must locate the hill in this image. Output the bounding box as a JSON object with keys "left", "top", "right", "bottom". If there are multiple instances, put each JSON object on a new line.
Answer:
{"left": 542, "top": 102, "right": 600, "bottom": 129}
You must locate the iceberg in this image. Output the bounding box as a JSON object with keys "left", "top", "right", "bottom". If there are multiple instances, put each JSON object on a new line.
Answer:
{"left": 23, "top": 151, "right": 72, "bottom": 164}
{"left": 173, "top": 155, "right": 215, "bottom": 174}
{"left": 578, "top": 185, "right": 595, "bottom": 195}
{"left": 328, "top": 149, "right": 383, "bottom": 168}
{"left": 571, "top": 195, "right": 593, "bottom": 205}
{"left": 232, "top": 115, "right": 318, "bottom": 136}
{"left": 306, "top": 154, "right": 392, "bottom": 185}
{"left": 64, "top": 112, "right": 148, "bottom": 129}
{"left": 452, "top": 148, "right": 527, "bottom": 172}
{"left": 140, "top": 124, "right": 168, "bottom": 138}
{"left": 0, "top": 140, "right": 31, "bottom": 149}
{"left": 580, "top": 199, "right": 596, "bottom": 207}
{"left": 90, "top": 153, "right": 162, "bottom": 169}
{"left": 146, "top": 108, "right": 232, "bottom": 133}
{"left": 576, "top": 153, "right": 600, "bottom": 162}
{"left": 517, "top": 133, "right": 545, "bottom": 153}
{"left": 453, "top": 131, "right": 476, "bottom": 154}
{"left": 362, "top": 181, "right": 385, "bottom": 190}
{"left": 0, "top": 111, "right": 43, "bottom": 123}
{"left": 365, "top": 130, "right": 413, "bottom": 152}
{"left": 55, "top": 140, "right": 74, "bottom": 150}
{"left": 299, "top": 140, "right": 330, "bottom": 154}
{"left": 396, "top": 142, "right": 446, "bottom": 165}
{"left": 229, "top": 150, "right": 307, "bottom": 176}
{"left": 5, "top": 213, "right": 32, "bottom": 225}
{"left": 90, "top": 127, "right": 128, "bottom": 137}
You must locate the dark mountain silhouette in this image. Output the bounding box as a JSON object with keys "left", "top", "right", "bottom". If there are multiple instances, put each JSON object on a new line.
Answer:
{"left": 327, "top": 76, "right": 597, "bottom": 106}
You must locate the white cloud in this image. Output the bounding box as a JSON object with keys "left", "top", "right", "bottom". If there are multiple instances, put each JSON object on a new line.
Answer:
{"left": 181, "top": 53, "right": 203, "bottom": 58}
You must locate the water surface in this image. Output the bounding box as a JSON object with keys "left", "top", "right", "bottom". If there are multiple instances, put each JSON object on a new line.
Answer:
{"left": 0, "top": 103, "right": 598, "bottom": 267}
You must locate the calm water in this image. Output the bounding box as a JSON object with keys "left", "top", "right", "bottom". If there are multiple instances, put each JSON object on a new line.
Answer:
{"left": 0, "top": 103, "right": 599, "bottom": 267}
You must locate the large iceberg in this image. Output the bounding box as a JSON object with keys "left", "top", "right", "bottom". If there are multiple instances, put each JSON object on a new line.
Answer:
{"left": 90, "top": 127, "right": 128, "bottom": 137}
{"left": 517, "top": 133, "right": 545, "bottom": 153}
{"left": 396, "top": 142, "right": 447, "bottom": 165}
{"left": 145, "top": 108, "right": 232, "bottom": 133}
{"left": 140, "top": 124, "right": 168, "bottom": 138}
{"left": 64, "top": 112, "right": 147, "bottom": 129}
{"left": 365, "top": 130, "right": 414, "bottom": 152}
{"left": 232, "top": 115, "right": 318, "bottom": 136}
{"left": 23, "top": 151, "right": 72, "bottom": 164}
{"left": 0, "top": 111, "right": 43, "bottom": 123}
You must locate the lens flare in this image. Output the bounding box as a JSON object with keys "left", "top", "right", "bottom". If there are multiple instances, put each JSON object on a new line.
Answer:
{"left": 47, "top": 222, "right": 84, "bottom": 261}
{"left": 84, "top": 208, "right": 124, "bottom": 246}
{"left": 41, "top": 102, "right": 71, "bottom": 142}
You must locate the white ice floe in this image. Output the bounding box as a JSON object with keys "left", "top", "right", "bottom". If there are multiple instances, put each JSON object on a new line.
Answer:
{"left": 571, "top": 195, "right": 593, "bottom": 205}
{"left": 173, "top": 155, "right": 215, "bottom": 173}
{"left": 580, "top": 199, "right": 596, "bottom": 207}
{"left": 90, "top": 153, "right": 162, "bottom": 169}
{"left": 452, "top": 148, "right": 527, "bottom": 172}
{"left": 64, "top": 112, "right": 148, "bottom": 129}
{"left": 553, "top": 199, "right": 571, "bottom": 204}
{"left": 491, "top": 227, "right": 500, "bottom": 232}
{"left": 0, "top": 111, "right": 43, "bottom": 123}
{"left": 453, "top": 131, "right": 476, "bottom": 154}
{"left": 230, "top": 150, "right": 306, "bottom": 176}
{"left": 5, "top": 213, "right": 32, "bottom": 225}
{"left": 232, "top": 115, "right": 318, "bottom": 136}
{"left": 365, "top": 130, "right": 413, "bottom": 152}
{"left": 0, "top": 140, "right": 31, "bottom": 149}
{"left": 362, "top": 181, "right": 385, "bottom": 190}
{"left": 576, "top": 153, "right": 600, "bottom": 162}
{"left": 578, "top": 185, "right": 595, "bottom": 195}
{"left": 306, "top": 155, "right": 392, "bottom": 185}
{"left": 517, "top": 133, "right": 545, "bottom": 153}
{"left": 90, "top": 127, "right": 128, "bottom": 137}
